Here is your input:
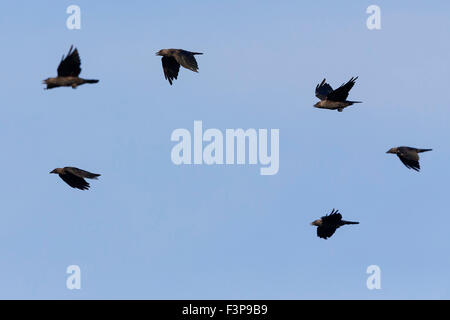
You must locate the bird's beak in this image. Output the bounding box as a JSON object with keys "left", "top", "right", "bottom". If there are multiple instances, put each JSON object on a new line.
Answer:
{"left": 155, "top": 51, "right": 161, "bottom": 56}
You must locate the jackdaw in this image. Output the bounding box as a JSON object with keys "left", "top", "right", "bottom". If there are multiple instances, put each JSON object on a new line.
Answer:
{"left": 50, "top": 167, "right": 100, "bottom": 190}
{"left": 386, "top": 146, "right": 432, "bottom": 172}
{"left": 314, "top": 77, "right": 361, "bottom": 112}
{"left": 156, "top": 49, "right": 203, "bottom": 85}
{"left": 43, "top": 45, "right": 99, "bottom": 89}
{"left": 311, "top": 209, "right": 359, "bottom": 239}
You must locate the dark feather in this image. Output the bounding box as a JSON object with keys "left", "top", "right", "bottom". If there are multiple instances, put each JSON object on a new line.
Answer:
{"left": 397, "top": 154, "right": 420, "bottom": 171}
{"left": 57, "top": 45, "right": 82, "bottom": 77}
{"left": 317, "top": 225, "right": 337, "bottom": 239}
{"left": 315, "top": 79, "right": 334, "bottom": 100}
{"left": 59, "top": 173, "right": 90, "bottom": 190}
{"left": 64, "top": 167, "right": 100, "bottom": 179}
{"left": 161, "top": 56, "right": 180, "bottom": 85}
{"left": 173, "top": 50, "right": 201, "bottom": 72}
{"left": 327, "top": 77, "right": 358, "bottom": 102}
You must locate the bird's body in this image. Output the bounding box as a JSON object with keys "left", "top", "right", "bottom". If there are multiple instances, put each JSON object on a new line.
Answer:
{"left": 43, "top": 76, "right": 98, "bottom": 89}
{"left": 50, "top": 167, "right": 100, "bottom": 190}
{"left": 43, "top": 45, "right": 99, "bottom": 90}
{"left": 313, "top": 100, "right": 356, "bottom": 112}
{"left": 156, "top": 49, "right": 203, "bottom": 85}
{"left": 311, "top": 209, "right": 359, "bottom": 239}
{"left": 386, "top": 146, "right": 432, "bottom": 172}
{"left": 314, "top": 77, "right": 361, "bottom": 112}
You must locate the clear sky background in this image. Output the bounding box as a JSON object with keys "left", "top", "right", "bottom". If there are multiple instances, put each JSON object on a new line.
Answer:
{"left": 0, "top": 0, "right": 449, "bottom": 299}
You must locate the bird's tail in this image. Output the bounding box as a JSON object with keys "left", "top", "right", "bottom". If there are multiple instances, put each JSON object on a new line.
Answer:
{"left": 342, "top": 220, "right": 359, "bottom": 225}
{"left": 88, "top": 173, "right": 101, "bottom": 179}
{"left": 417, "top": 148, "right": 432, "bottom": 153}
{"left": 191, "top": 52, "right": 203, "bottom": 55}
{"left": 84, "top": 79, "right": 99, "bottom": 84}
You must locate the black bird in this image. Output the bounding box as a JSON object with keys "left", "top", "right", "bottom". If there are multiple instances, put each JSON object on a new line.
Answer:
{"left": 386, "top": 146, "right": 432, "bottom": 171}
{"left": 156, "top": 49, "right": 203, "bottom": 85}
{"left": 314, "top": 77, "right": 361, "bottom": 112}
{"left": 311, "top": 209, "right": 359, "bottom": 239}
{"left": 43, "top": 45, "right": 99, "bottom": 89}
{"left": 50, "top": 167, "right": 100, "bottom": 190}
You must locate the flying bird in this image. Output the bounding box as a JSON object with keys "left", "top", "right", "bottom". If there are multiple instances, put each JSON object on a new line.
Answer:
{"left": 43, "top": 45, "right": 99, "bottom": 89}
{"left": 386, "top": 146, "right": 432, "bottom": 172}
{"left": 311, "top": 209, "right": 359, "bottom": 239}
{"left": 314, "top": 77, "right": 361, "bottom": 112}
{"left": 50, "top": 167, "right": 100, "bottom": 190}
{"left": 156, "top": 49, "right": 203, "bottom": 85}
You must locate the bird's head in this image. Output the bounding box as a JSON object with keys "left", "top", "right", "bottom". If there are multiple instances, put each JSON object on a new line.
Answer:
{"left": 155, "top": 49, "right": 167, "bottom": 56}
{"left": 50, "top": 168, "right": 61, "bottom": 174}
{"left": 313, "top": 102, "right": 322, "bottom": 108}
{"left": 386, "top": 147, "right": 397, "bottom": 154}
{"left": 311, "top": 219, "right": 322, "bottom": 227}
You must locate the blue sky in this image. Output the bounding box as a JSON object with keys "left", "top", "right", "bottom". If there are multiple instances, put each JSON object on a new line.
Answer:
{"left": 0, "top": 0, "right": 449, "bottom": 299}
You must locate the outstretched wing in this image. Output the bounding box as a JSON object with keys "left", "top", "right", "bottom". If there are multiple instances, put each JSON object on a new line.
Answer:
{"left": 397, "top": 154, "right": 420, "bottom": 171}
{"left": 57, "top": 45, "right": 81, "bottom": 77}
{"left": 315, "top": 79, "right": 333, "bottom": 100}
{"left": 321, "top": 209, "right": 343, "bottom": 224}
{"left": 161, "top": 56, "right": 180, "bottom": 85}
{"left": 173, "top": 50, "right": 201, "bottom": 72}
{"left": 327, "top": 77, "right": 358, "bottom": 102}
{"left": 317, "top": 225, "right": 337, "bottom": 239}
{"left": 64, "top": 167, "right": 100, "bottom": 179}
{"left": 59, "top": 173, "right": 90, "bottom": 190}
